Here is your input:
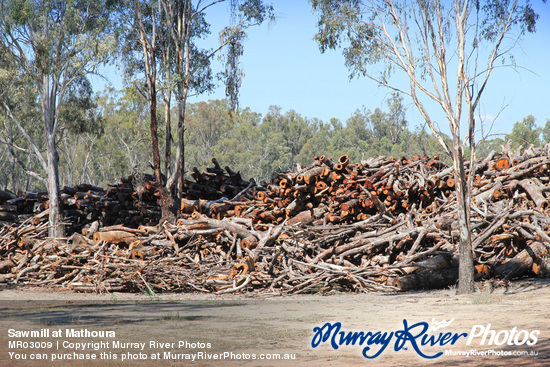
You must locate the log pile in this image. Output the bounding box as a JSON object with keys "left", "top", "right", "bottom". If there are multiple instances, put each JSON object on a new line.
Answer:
{"left": 0, "top": 175, "right": 164, "bottom": 235}
{"left": 2, "top": 144, "right": 550, "bottom": 294}
{"left": 182, "top": 158, "right": 255, "bottom": 201}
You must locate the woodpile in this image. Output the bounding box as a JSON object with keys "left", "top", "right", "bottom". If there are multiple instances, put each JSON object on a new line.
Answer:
{"left": 1, "top": 144, "right": 550, "bottom": 294}
{"left": 0, "top": 175, "right": 163, "bottom": 234}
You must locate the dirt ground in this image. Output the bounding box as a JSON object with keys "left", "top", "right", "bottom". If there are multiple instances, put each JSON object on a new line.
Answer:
{"left": 1, "top": 279, "right": 550, "bottom": 367}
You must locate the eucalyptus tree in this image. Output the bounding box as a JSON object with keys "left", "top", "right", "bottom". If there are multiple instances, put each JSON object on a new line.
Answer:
{"left": 160, "top": 0, "right": 274, "bottom": 207}
{"left": 117, "top": 0, "right": 273, "bottom": 218}
{"left": 311, "top": 0, "right": 543, "bottom": 293}
{"left": 506, "top": 115, "right": 541, "bottom": 150}
{"left": 0, "top": 0, "right": 117, "bottom": 237}
{"left": 118, "top": 0, "right": 166, "bottom": 185}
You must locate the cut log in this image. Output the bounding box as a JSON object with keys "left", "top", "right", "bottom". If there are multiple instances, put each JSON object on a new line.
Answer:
{"left": 474, "top": 181, "right": 503, "bottom": 203}
{"left": 518, "top": 178, "right": 549, "bottom": 209}
{"left": 0, "top": 260, "right": 15, "bottom": 273}
{"left": 93, "top": 231, "right": 137, "bottom": 245}
{"left": 475, "top": 264, "right": 491, "bottom": 278}
{"left": 0, "top": 211, "right": 16, "bottom": 221}
{"left": 67, "top": 233, "right": 94, "bottom": 253}
{"left": 6, "top": 149, "right": 550, "bottom": 294}
{"left": 138, "top": 225, "right": 159, "bottom": 235}
{"left": 393, "top": 268, "right": 458, "bottom": 291}
{"left": 493, "top": 157, "right": 510, "bottom": 171}
{"left": 0, "top": 190, "right": 17, "bottom": 202}
{"left": 186, "top": 214, "right": 257, "bottom": 240}
{"left": 82, "top": 221, "right": 100, "bottom": 238}
{"left": 0, "top": 205, "right": 17, "bottom": 212}
{"left": 533, "top": 255, "right": 550, "bottom": 278}
{"left": 494, "top": 241, "right": 548, "bottom": 279}
{"left": 303, "top": 166, "right": 324, "bottom": 185}
{"left": 286, "top": 210, "right": 313, "bottom": 226}
{"left": 399, "top": 254, "right": 451, "bottom": 275}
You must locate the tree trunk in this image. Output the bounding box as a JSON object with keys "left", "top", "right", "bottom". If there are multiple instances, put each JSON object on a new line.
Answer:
{"left": 149, "top": 84, "right": 175, "bottom": 222}
{"left": 46, "top": 136, "right": 64, "bottom": 238}
{"left": 42, "top": 75, "right": 64, "bottom": 239}
{"left": 176, "top": 89, "right": 187, "bottom": 210}
{"left": 454, "top": 149, "right": 474, "bottom": 294}
{"left": 164, "top": 89, "right": 172, "bottom": 178}
{"left": 394, "top": 268, "right": 458, "bottom": 292}
{"left": 149, "top": 83, "right": 162, "bottom": 184}
{"left": 163, "top": 44, "right": 172, "bottom": 178}
{"left": 162, "top": 81, "right": 175, "bottom": 222}
{"left": 173, "top": 35, "right": 190, "bottom": 210}
{"left": 158, "top": 185, "right": 175, "bottom": 223}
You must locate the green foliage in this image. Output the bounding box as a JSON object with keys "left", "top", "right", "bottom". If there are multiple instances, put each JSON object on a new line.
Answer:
{"left": 220, "top": 0, "right": 275, "bottom": 110}
{"left": 186, "top": 99, "right": 234, "bottom": 169}
{"left": 542, "top": 119, "right": 550, "bottom": 144}
{"left": 1, "top": 0, "right": 546, "bottom": 195}
{"left": 311, "top": 0, "right": 542, "bottom": 83}
{"left": 3, "top": 78, "right": 548, "bottom": 190}
{"left": 0, "top": 0, "right": 118, "bottom": 195}
{"left": 182, "top": 96, "right": 446, "bottom": 182}
{"left": 506, "top": 115, "right": 541, "bottom": 150}
{"left": 60, "top": 78, "right": 103, "bottom": 135}
{"left": 480, "top": 0, "right": 541, "bottom": 40}
{"left": 476, "top": 136, "right": 505, "bottom": 158}
{"left": 57, "top": 86, "right": 152, "bottom": 187}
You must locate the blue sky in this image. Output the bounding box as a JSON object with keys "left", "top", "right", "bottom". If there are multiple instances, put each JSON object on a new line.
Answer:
{"left": 95, "top": 1, "right": 550, "bottom": 137}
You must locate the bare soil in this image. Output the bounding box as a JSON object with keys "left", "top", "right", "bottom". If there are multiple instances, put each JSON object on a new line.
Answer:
{"left": 1, "top": 279, "right": 550, "bottom": 367}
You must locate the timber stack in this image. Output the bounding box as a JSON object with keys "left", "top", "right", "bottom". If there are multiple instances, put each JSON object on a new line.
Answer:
{"left": 1, "top": 144, "right": 550, "bottom": 294}
{"left": 1, "top": 175, "right": 163, "bottom": 234}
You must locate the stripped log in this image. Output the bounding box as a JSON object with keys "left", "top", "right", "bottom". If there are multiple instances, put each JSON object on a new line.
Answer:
{"left": 93, "top": 231, "right": 136, "bottom": 245}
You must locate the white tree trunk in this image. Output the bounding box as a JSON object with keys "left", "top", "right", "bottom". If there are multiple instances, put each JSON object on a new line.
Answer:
{"left": 42, "top": 76, "right": 64, "bottom": 238}
{"left": 45, "top": 134, "right": 64, "bottom": 238}
{"left": 452, "top": 146, "right": 475, "bottom": 293}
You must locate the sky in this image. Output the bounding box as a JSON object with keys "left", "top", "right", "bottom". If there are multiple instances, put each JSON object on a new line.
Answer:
{"left": 94, "top": 1, "right": 550, "bottom": 137}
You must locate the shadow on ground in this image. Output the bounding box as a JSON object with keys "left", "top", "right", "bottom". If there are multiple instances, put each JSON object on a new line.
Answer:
{"left": 0, "top": 300, "right": 244, "bottom": 326}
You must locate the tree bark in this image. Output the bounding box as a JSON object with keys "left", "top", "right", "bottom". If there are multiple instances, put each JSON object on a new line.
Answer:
{"left": 45, "top": 138, "right": 64, "bottom": 238}
{"left": 42, "top": 75, "right": 64, "bottom": 239}
{"left": 174, "top": 35, "right": 190, "bottom": 210}
{"left": 163, "top": 0, "right": 192, "bottom": 211}
{"left": 454, "top": 150, "right": 474, "bottom": 294}
{"left": 146, "top": 74, "right": 175, "bottom": 222}
{"left": 176, "top": 89, "right": 187, "bottom": 210}
{"left": 164, "top": 76, "right": 172, "bottom": 178}
{"left": 138, "top": 3, "right": 174, "bottom": 221}
{"left": 149, "top": 84, "right": 162, "bottom": 184}
{"left": 139, "top": 5, "right": 162, "bottom": 185}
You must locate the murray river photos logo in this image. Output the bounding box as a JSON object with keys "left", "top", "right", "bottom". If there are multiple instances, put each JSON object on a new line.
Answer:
{"left": 311, "top": 319, "right": 539, "bottom": 359}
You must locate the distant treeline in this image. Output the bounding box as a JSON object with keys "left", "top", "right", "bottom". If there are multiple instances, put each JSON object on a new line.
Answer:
{"left": 0, "top": 87, "right": 548, "bottom": 191}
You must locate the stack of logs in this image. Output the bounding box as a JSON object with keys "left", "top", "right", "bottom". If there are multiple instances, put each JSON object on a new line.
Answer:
{"left": 1, "top": 144, "right": 550, "bottom": 294}
{"left": 0, "top": 176, "right": 162, "bottom": 233}
{"left": 182, "top": 158, "right": 255, "bottom": 201}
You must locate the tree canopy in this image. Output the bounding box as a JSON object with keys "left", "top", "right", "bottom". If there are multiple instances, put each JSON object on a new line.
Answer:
{"left": 0, "top": 0, "right": 117, "bottom": 236}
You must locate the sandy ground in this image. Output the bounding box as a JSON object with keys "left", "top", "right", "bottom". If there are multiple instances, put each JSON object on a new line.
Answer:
{"left": 1, "top": 279, "right": 550, "bottom": 367}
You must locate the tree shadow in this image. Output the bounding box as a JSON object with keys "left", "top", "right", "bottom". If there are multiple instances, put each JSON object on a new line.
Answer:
{"left": 0, "top": 300, "right": 244, "bottom": 326}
